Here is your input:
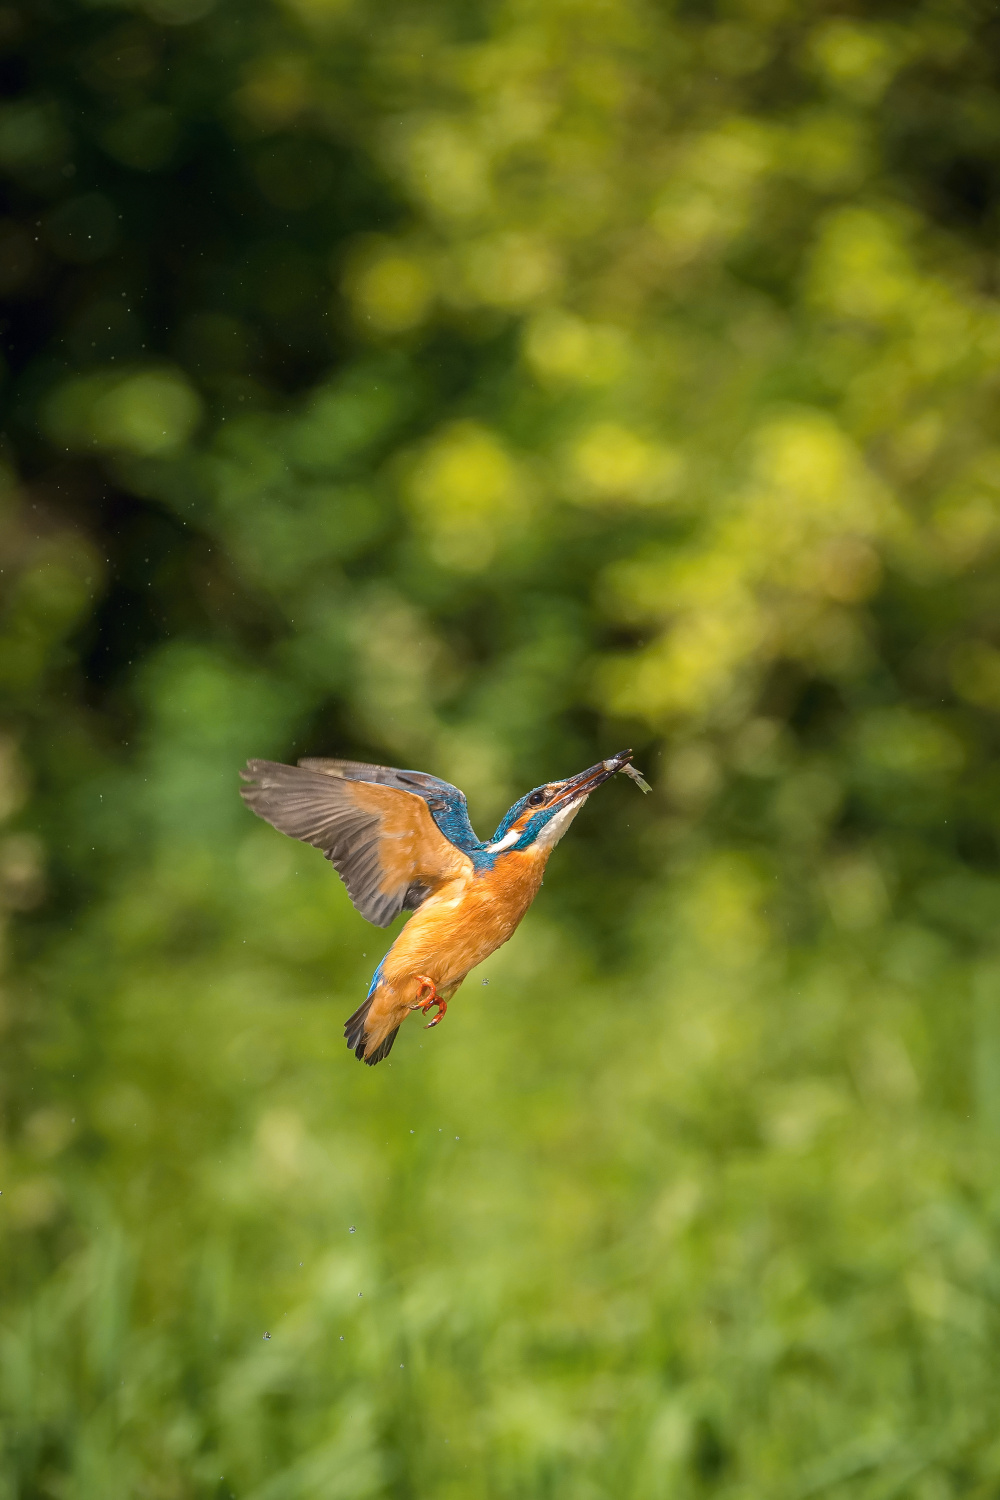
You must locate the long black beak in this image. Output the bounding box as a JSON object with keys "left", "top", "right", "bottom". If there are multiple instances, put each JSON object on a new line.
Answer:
{"left": 549, "top": 748, "right": 634, "bottom": 805}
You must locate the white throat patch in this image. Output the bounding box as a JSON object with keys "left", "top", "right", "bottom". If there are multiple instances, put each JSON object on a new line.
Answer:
{"left": 486, "top": 796, "right": 587, "bottom": 855}
{"left": 532, "top": 796, "right": 585, "bottom": 850}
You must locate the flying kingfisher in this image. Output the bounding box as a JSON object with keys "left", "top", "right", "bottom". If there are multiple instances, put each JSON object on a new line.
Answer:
{"left": 240, "top": 749, "right": 648, "bottom": 1065}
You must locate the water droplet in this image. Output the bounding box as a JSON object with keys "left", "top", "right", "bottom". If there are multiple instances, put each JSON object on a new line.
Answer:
{"left": 358, "top": 1292, "right": 362, "bottom": 1298}
{"left": 400, "top": 1363, "right": 404, "bottom": 1368}
{"left": 340, "top": 1335, "right": 344, "bottom": 1341}
{"left": 263, "top": 1332, "right": 270, "bottom": 1341}
{"left": 455, "top": 1136, "right": 459, "bottom": 1140}
{"left": 482, "top": 978, "right": 489, "bottom": 985}
{"left": 349, "top": 1225, "right": 356, "bottom": 1233}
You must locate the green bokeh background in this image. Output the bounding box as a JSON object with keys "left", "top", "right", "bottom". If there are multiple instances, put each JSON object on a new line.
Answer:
{"left": 5, "top": 0, "right": 1000, "bottom": 1494}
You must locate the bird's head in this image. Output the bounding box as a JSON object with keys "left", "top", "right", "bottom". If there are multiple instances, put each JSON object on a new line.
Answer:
{"left": 485, "top": 749, "right": 635, "bottom": 857}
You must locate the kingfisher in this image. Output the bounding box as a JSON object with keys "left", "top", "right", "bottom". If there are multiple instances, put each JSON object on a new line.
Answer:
{"left": 240, "top": 749, "right": 649, "bottom": 1065}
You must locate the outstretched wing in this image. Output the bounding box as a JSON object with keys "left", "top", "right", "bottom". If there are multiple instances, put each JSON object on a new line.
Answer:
{"left": 297, "top": 757, "right": 480, "bottom": 852}
{"left": 240, "top": 760, "right": 473, "bottom": 927}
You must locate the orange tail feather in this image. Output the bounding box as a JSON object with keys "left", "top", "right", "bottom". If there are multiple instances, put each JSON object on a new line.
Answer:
{"left": 343, "top": 996, "right": 399, "bottom": 1066}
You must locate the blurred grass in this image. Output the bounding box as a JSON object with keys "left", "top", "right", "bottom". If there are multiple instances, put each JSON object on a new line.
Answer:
{"left": 6, "top": 0, "right": 1000, "bottom": 1495}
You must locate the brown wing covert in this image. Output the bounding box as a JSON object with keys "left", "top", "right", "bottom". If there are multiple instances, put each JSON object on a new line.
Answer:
{"left": 239, "top": 760, "right": 472, "bottom": 927}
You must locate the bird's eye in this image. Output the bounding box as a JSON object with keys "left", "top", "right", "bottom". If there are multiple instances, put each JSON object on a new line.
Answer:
{"left": 528, "top": 791, "right": 545, "bottom": 807}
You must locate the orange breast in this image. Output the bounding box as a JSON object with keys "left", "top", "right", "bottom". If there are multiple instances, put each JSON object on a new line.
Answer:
{"left": 380, "top": 848, "right": 549, "bottom": 993}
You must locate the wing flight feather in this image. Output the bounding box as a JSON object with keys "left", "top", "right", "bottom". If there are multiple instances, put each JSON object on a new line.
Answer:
{"left": 297, "top": 757, "right": 480, "bottom": 851}
{"left": 240, "top": 760, "right": 473, "bottom": 927}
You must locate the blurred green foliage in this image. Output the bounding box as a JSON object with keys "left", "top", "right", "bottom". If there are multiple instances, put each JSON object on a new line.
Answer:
{"left": 5, "top": 0, "right": 1000, "bottom": 1494}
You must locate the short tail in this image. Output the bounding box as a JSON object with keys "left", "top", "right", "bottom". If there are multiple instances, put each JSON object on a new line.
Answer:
{"left": 343, "top": 997, "right": 399, "bottom": 1066}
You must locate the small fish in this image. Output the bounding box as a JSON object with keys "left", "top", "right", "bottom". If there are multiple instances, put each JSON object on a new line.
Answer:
{"left": 619, "top": 761, "right": 651, "bottom": 794}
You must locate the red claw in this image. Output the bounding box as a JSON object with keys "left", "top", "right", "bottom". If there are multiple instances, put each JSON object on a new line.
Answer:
{"left": 414, "top": 975, "right": 448, "bottom": 1028}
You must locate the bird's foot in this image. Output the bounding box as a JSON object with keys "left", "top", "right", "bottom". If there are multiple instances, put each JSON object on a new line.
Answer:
{"left": 413, "top": 975, "right": 448, "bottom": 1028}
